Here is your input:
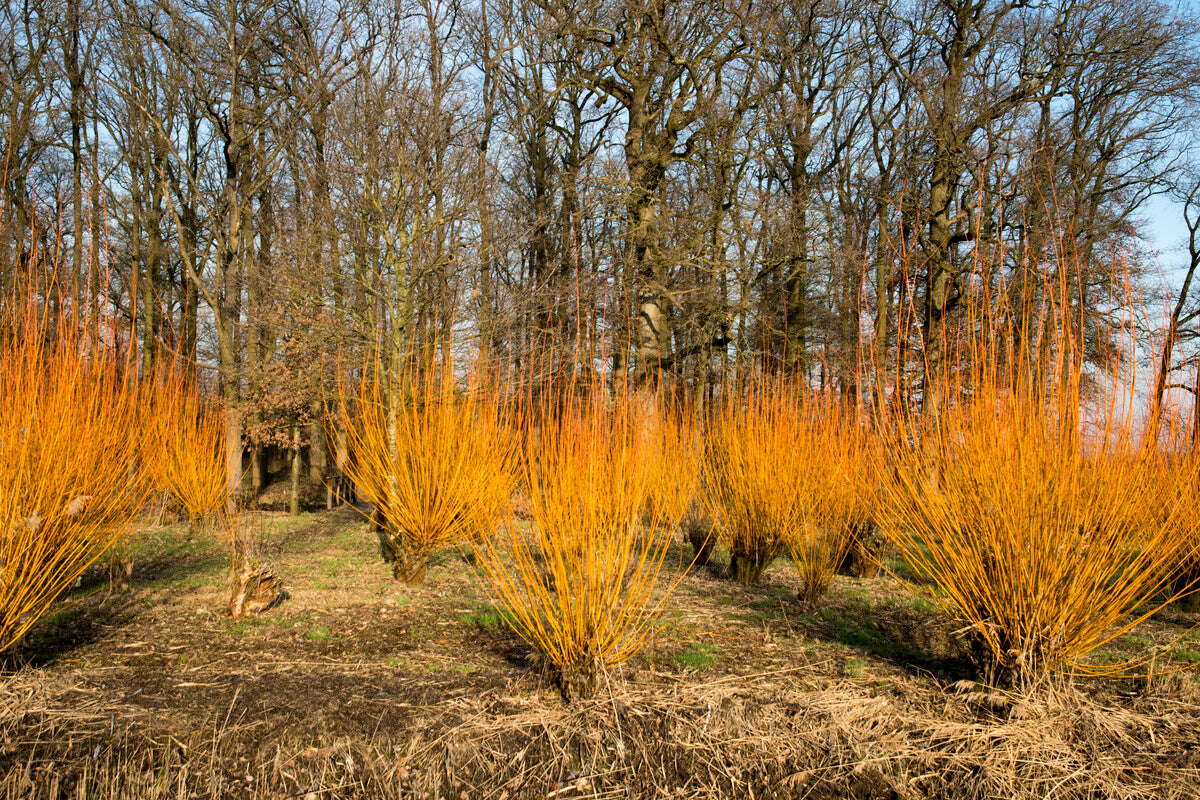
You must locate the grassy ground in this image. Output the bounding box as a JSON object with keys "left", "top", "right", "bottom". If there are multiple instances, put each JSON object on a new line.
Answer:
{"left": 1, "top": 507, "right": 1199, "bottom": 799}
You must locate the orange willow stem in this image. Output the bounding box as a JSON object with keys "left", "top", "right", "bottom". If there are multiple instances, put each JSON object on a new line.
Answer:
{"left": 142, "top": 370, "right": 229, "bottom": 522}
{"left": 638, "top": 395, "right": 704, "bottom": 530}
{"left": 874, "top": 260, "right": 1197, "bottom": 690}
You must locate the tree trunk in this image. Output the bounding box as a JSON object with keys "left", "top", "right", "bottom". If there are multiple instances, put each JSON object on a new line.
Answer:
{"left": 65, "top": 0, "right": 85, "bottom": 317}
{"left": 1148, "top": 193, "right": 1200, "bottom": 445}
{"left": 923, "top": 157, "right": 957, "bottom": 419}
{"left": 309, "top": 404, "right": 327, "bottom": 485}
{"left": 290, "top": 423, "right": 302, "bottom": 515}
{"left": 629, "top": 182, "right": 667, "bottom": 385}
{"left": 224, "top": 400, "right": 243, "bottom": 510}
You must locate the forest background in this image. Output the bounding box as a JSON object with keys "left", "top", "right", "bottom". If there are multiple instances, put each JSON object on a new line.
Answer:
{"left": 4, "top": 0, "right": 1200, "bottom": 499}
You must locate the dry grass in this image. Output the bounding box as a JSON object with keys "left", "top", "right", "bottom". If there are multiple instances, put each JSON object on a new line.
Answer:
{"left": 381, "top": 673, "right": 1200, "bottom": 800}
{"left": 2, "top": 667, "right": 1197, "bottom": 799}
{"left": 0, "top": 504, "right": 1196, "bottom": 799}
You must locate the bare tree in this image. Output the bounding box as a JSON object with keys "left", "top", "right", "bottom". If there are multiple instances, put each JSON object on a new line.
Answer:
{"left": 1149, "top": 176, "right": 1200, "bottom": 443}
{"left": 535, "top": 0, "right": 767, "bottom": 383}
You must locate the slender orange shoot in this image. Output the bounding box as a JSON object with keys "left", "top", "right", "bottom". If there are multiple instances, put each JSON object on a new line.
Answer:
{"left": 338, "top": 356, "right": 517, "bottom": 583}
{"left": 638, "top": 403, "right": 713, "bottom": 564}
{"left": 1150, "top": 443, "right": 1200, "bottom": 614}
{"left": 836, "top": 422, "right": 884, "bottom": 579}
{"left": 706, "top": 379, "right": 796, "bottom": 584}
{"left": 0, "top": 301, "right": 148, "bottom": 654}
{"left": 789, "top": 399, "right": 878, "bottom": 601}
{"left": 471, "top": 387, "right": 689, "bottom": 701}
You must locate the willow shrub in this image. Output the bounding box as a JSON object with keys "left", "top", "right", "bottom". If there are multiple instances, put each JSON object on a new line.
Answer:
{"left": 1148, "top": 448, "right": 1200, "bottom": 613}
{"left": 471, "top": 388, "right": 689, "bottom": 701}
{"left": 142, "top": 373, "right": 230, "bottom": 523}
{"left": 339, "top": 358, "right": 517, "bottom": 583}
{"left": 803, "top": 403, "right": 881, "bottom": 594}
{"left": 875, "top": 281, "right": 1195, "bottom": 690}
{"left": 706, "top": 379, "right": 860, "bottom": 600}
{"left": 0, "top": 300, "right": 148, "bottom": 653}
{"left": 637, "top": 403, "right": 708, "bottom": 561}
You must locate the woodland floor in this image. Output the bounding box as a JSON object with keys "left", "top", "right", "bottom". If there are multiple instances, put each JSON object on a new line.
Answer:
{"left": 2, "top": 506, "right": 1200, "bottom": 799}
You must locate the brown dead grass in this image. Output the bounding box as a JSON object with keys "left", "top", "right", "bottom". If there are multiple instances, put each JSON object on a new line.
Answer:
{"left": 2, "top": 667, "right": 1198, "bottom": 799}
{"left": 0, "top": 507, "right": 1197, "bottom": 799}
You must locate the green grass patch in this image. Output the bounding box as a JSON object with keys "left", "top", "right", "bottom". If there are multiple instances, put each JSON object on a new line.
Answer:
{"left": 330, "top": 524, "right": 370, "bottom": 548}
{"left": 226, "top": 618, "right": 262, "bottom": 637}
{"left": 305, "top": 625, "right": 334, "bottom": 641}
{"left": 673, "top": 642, "right": 719, "bottom": 671}
{"left": 908, "top": 596, "right": 939, "bottom": 614}
{"left": 459, "top": 605, "right": 515, "bottom": 630}
{"left": 166, "top": 575, "right": 213, "bottom": 590}
{"left": 839, "top": 595, "right": 873, "bottom": 617}
{"left": 1114, "top": 634, "right": 1154, "bottom": 650}
{"left": 319, "top": 556, "right": 353, "bottom": 577}
{"left": 1171, "top": 648, "right": 1200, "bottom": 664}
{"left": 41, "top": 608, "right": 77, "bottom": 632}
{"left": 225, "top": 615, "right": 291, "bottom": 637}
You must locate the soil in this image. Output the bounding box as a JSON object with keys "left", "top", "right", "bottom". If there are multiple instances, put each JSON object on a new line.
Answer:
{"left": 1, "top": 507, "right": 1198, "bottom": 799}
